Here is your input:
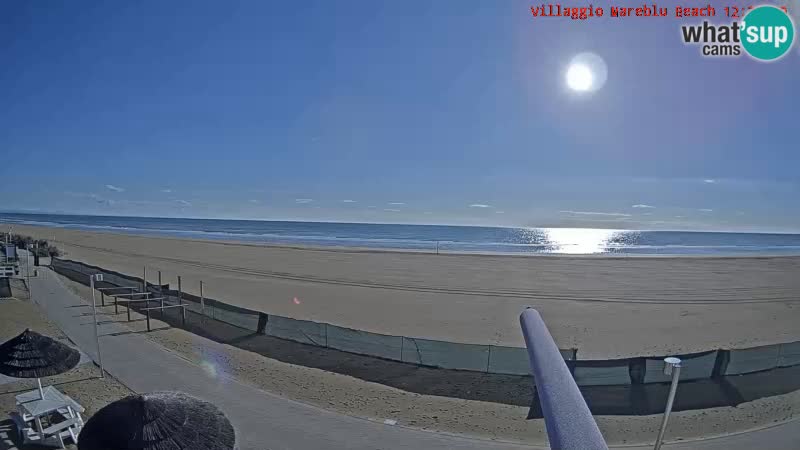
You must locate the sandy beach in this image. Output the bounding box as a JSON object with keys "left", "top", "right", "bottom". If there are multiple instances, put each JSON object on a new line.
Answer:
{"left": 14, "top": 224, "right": 800, "bottom": 359}
{"left": 53, "top": 272, "right": 800, "bottom": 446}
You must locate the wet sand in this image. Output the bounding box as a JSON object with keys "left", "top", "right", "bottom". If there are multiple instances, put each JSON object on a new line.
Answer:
{"left": 15, "top": 224, "right": 800, "bottom": 358}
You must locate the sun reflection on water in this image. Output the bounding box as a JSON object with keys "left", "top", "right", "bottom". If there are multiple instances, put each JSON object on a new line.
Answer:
{"left": 541, "top": 228, "right": 622, "bottom": 254}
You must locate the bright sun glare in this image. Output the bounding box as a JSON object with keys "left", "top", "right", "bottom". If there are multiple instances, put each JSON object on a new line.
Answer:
{"left": 566, "top": 64, "right": 594, "bottom": 92}
{"left": 564, "top": 52, "right": 607, "bottom": 94}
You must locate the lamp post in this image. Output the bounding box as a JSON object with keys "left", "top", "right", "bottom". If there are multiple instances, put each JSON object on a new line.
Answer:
{"left": 90, "top": 273, "right": 105, "bottom": 378}
{"left": 654, "top": 356, "right": 682, "bottom": 450}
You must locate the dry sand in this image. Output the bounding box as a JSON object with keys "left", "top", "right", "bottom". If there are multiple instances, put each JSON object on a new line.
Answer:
{"left": 55, "top": 273, "right": 800, "bottom": 446}
{"left": 0, "top": 279, "right": 133, "bottom": 450}
{"left": 16, "top": 224, "right": 800, "bottom": 358}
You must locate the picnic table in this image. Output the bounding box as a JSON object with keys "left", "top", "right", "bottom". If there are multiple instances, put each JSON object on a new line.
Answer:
{"left": 14, "top": 385, "right": 84, "bottom": 448}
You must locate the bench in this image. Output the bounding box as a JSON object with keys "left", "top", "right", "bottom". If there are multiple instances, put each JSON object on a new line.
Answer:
{"left": 41, "top": 417, "right": 81, "bottom": 448}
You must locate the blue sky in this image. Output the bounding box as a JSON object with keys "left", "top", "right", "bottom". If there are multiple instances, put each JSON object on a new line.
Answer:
{"left": 1, "top": 1, "right": 798, "bottom": 232}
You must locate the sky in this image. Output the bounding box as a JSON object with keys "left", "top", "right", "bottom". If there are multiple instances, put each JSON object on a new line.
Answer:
{"left": 1, "top": 1, "right": 798, "bottom": 232}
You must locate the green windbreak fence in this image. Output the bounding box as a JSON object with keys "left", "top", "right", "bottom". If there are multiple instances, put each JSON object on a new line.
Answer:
{"left": 51, "top": 257, "right": 800, "bottom": 384}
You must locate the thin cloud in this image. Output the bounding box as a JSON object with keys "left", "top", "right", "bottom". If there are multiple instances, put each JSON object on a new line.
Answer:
{"left": 248, "top": 199, "right": 260, "bottom": 204}
{"left": 366, "top": 205, "right": 377, "bottom": 209}
{"left": 388, "top": 202, "right": 405, "bottom": 206}
{"left": 559, "top": 210, "right": 632, "bottom": 217}
{"left": 295, "top": 198, "right": 313, "bottom": 204}
{"left": 469, "top": 204, "right": 491, "bottom": 208}
{"left": 703, "top": 179, "right": 716, "bottom": 184}
{"left": 161, "top": 189, "right": 172, "bottom": 193}
{"left": 495, "top": 211, "right": 505, "bottom": 214}
{"left": 384, "top": 208, "right": 401, "bottom": 212}
{"left": 105, "top": 184, "right": 125, "bottom": 192}
{"left": 176, "top": 200, "right": 191, "bottom": 207}
{"left": 698, "top": 208, "right": 713, "bottom": 212}
{"left": 341, "top": 199, "right": 356, "bottom": 203}
{"left": 632, "top": 204, "right": 655, "bottom": 209}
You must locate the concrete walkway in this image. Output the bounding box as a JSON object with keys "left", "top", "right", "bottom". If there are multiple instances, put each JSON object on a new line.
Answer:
{"left": 27, "top": 263, "right": 799, "bottom": 450}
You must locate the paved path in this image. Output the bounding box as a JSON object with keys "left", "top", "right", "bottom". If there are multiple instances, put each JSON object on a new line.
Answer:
{"left": 27, "top": 262, "right": 799, "bottom": 450}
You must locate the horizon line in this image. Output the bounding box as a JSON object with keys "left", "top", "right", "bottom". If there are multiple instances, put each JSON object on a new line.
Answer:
{"left": 1, "top": 210, "right": 799, "bottom": 235}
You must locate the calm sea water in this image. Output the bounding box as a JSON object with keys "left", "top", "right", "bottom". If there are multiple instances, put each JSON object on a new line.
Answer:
{"left": 1, "top": 213, "right": 800, "bottom": 256}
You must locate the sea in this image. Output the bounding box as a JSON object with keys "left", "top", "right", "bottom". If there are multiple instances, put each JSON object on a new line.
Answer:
{"left": 1, "top": 212, "right": 800, "bottom": 256}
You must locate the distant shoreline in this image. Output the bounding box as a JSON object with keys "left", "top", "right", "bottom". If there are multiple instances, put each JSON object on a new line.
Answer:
{"left": 9, "top": 222, "right": 800, "bottom": 260}
{"left": 2, "top": 211, "right": 799, "bottom": 235}
{"left": 3, "top": 212, "right": 800, "bottom": 257}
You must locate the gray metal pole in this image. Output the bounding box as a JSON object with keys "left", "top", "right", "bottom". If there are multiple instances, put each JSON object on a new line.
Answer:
{"left": 143, "top": 266, "right": 147, "bottom": 293}
{"left": 519, "top": 308, "right": 607, "bottom": 450}
{"left": 90, "top": 275, "right": 104, "bottom": 378}
{"left": 654, "top": 359, "right": 682, "bottom": 450}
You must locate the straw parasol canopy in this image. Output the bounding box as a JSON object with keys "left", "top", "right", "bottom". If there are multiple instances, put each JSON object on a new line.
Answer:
{"left": 79, "top": 391, "right": 236, "bottom": 450}
{"left": 0, "top": 329, "right": 80, "bottom": 379}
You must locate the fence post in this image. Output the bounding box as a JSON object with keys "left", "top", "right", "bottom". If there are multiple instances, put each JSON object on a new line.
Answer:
{"left": 101, "top": 291, "right": 105, "bottom": 307}
{"left": 257, "top": 313, "right": 268, "bottom": 334}
{"left": 158, "top": 271, "right": 162, "bottom": 292}
{"left": 142, "top": 266, "right": 147, "bottom": 293}
{"left": 127, "top": 301, "right": 131, "bottom": 322}
{"left": 146, "top": 308, "right": 151, "bottom": 332}
{"left": 200, "top": 280, "right": 205, "bottom": 318}
{"left": 178, "top": 276, "right": 185, "bottom": 326}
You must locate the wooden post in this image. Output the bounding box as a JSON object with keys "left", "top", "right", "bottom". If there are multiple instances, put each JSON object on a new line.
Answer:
{"left": 200, "top": 281, "right": 205, "bottom": 318}
{"left": 127, "top": 301, "right": 131, "bottom": 322}
{"left": 178, "top": 276, "right": 185, "bottom": 326}
{"left": 158, "top": 271, "right": 162, "bottom": 293}
{"left": 101, "top": 291, "right": 105, "bottom": 307}
{"left": 160, "top": 297, "right": 165, "bottom": 318}
{"left": 146, "top": 308, "right": 151, "bottom": 331}
{"left": 115, "top": 297, "right": 119, "bottom": 315}
{"left": 143, "top": 266, "right": 147, "bottom": 293}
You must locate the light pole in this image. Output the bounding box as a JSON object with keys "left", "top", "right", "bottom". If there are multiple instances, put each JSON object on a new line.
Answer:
{"left": 90, "top": 273, "right": 105, "bottom": 378}
{"left": 654, "top": 356, "right": 682, "bottom": 450}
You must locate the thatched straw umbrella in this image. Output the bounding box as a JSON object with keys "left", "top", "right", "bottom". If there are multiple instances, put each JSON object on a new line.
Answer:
{"left": 0, "top": 329, "right": 80, "bottom": 398}
{"left": 79, "top": 391, "right": 236, "bottom": 450}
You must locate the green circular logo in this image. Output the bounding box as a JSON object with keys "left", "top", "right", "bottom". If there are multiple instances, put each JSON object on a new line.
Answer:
{"left": 741, "top": 6, "right": 795, "bottom": 61}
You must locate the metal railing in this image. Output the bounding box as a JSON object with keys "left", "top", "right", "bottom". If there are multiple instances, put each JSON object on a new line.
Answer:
{"left": 520, "top": 308, "right": 608, "bottom": 450}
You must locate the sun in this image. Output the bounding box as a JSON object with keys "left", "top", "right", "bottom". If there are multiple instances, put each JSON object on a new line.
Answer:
{"left": 566, "top": 63, "right": 594, "bottom": 92}
{"left": 564, "top": 52, "right": 608, "bottom": 94}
